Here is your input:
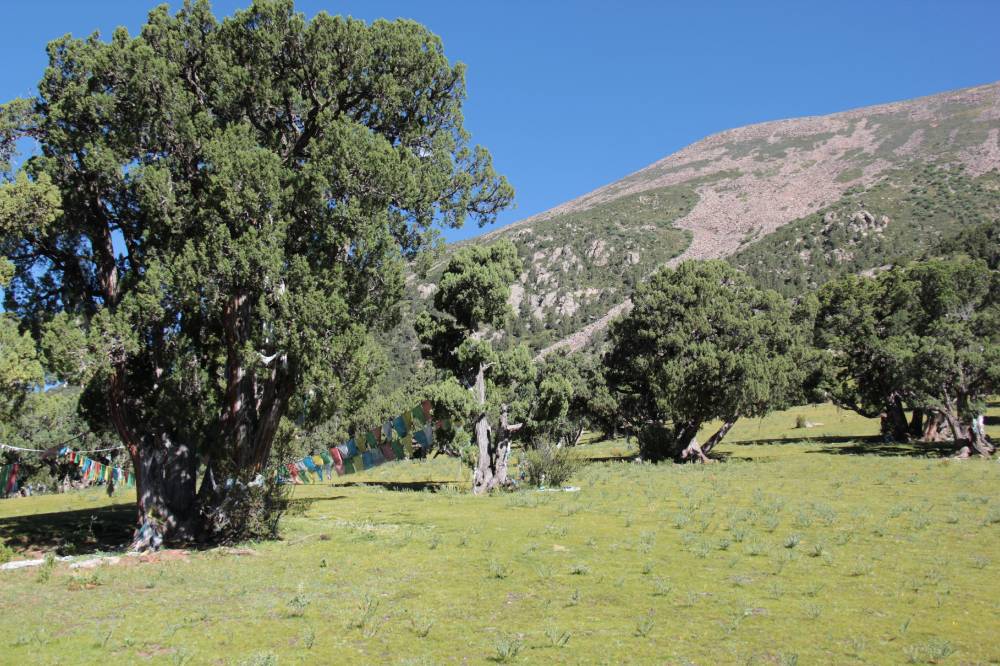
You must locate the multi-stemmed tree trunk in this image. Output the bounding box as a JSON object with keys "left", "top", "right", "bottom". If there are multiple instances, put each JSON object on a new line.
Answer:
{"left": 470, "top": 364, "right": 515, "bottom": 495}
{"left": 678, "top": 416, "right": 739, "bottom": 463}
{"left": 938, "top": 398, "right": 995, "bottom": 458}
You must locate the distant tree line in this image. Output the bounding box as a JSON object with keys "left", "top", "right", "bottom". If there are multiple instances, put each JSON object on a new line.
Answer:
{"left": 410, "top": 224, "right": 998, "bottom": 474}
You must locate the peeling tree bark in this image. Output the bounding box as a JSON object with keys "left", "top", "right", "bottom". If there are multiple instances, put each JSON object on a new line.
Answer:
{"left": 471, "top": 362, "right": 492, "bottom": 494}
{"left": 471, "top": 362, "right": 513, "bottom": 495}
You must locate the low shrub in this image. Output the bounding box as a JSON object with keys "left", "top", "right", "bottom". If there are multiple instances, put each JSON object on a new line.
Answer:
{"left": 521, "top": 445, "right": 580, "bottom": 488}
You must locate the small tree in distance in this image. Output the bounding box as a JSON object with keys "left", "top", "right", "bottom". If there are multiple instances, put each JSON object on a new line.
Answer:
{"left": 528, "top": 350, "right": 617, "bottom": 447}
{"left": 415, "top": 240, "right": 533, "bottom": 493}
{"left": 606, "top": 260, "right": 805, "bottom": 462}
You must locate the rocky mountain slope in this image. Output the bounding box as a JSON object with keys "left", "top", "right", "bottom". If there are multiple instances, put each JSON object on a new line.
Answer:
{"left": 408, "top": 81, "right": 1000, "bottom": 359}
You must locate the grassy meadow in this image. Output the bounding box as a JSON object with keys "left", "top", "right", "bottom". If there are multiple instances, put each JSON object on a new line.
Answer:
{"left": 1, "top": 402, "right": 999, "bottom": 665}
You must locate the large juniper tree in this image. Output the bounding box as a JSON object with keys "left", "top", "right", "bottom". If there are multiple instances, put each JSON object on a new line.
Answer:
{"left": 606, "top": 260, "right": 805, "bottom": 462}
{"left": 812, "top": 273, "right": 915, "bottom": 441}
{"left": 816, "top": 259, "right": 999, "bottom": 456}
{"left": 0, "top": 0, "right": 511, "bottom": 544}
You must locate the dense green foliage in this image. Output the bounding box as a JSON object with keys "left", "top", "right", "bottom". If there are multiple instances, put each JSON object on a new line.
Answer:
{"left": 0, "top": 0, "right": 511, "bottom": 541}
{"left": 0, "top": 314, "right": 43, "bottom": 420}
{"left": 606, "top": 261, "right": 806, "bottom": 460}
{"left": 524, "top": 351, "right": 618, "bottom": 447}
{"left": 815, "top": 258, "right": 1000, "bottom": 454}
{"left": 936, "top": 217, "right": 1000, "bottom": 269}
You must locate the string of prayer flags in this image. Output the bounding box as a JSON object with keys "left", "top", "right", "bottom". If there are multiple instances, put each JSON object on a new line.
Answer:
{"left": 282, "top": 400, "right": 448, "bottom": 484}
{"left": 62, "top": 447, "right": 134, "bottom": 489}
{"left": 1, "top": 447, "right": 133, "bottom": 499}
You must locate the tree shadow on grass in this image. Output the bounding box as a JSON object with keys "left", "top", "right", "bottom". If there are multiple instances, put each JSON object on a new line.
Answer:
{"left": 333, "top": 480, "right": 459, "bottom": 493}
{"left": 811, "top": 440, "right": 958, "bottom": 458}
{"left": 729, "top": 435, "right": 958, "bottom": 458}
{"left": 578, "top": 454, "right": 638, "bottom": 463}
{"left": 1, "top": 495, "right": 349, "bottom": 556}
{"left": 731, "top": 435, "right": 871, "bottom": 447}
{"left": 0, "top": 503, "right": 135, "bottom": 556}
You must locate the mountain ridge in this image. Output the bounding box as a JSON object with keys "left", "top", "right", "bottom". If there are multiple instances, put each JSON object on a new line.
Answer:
{"left": 408, "top": 80, "right": 1000, "bottom": 360}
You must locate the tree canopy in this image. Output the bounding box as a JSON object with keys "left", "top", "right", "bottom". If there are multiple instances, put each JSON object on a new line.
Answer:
{"left": 0, "top": 0, "right": 512, "bottom": 544}
{"left": 525, "top": 351, "right": 617, "bottom": 448}
{"left": 606, "top": 260, "right": 805, "bottom": 461}
{"left": 815, "top": 258, "right": 999, "bottom": 455}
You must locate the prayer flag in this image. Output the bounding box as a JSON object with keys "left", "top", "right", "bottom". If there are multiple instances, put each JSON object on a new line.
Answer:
{"left": 346, "top": 440, "right": 358, "bottom": 457}
{"left": 329, "top": 447, "right": 345, "bottom": 476}
{"left": 380, "top": 443, "right": 396, "bottom": 462}
{"left": 390, "top": 438, "right": 405, "bottom": 460}
{"left": 393, "top": 415, "right": 408, "bottom": 438}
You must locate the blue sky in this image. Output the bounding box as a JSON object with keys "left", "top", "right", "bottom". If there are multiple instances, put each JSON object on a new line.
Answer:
{"left": 2, "top": 0, "right": 998, "bottom": 241}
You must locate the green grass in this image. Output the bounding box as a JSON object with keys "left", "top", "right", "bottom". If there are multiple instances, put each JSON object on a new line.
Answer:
{"left": 1, "top": 402, "right": 999, "bottom": 664}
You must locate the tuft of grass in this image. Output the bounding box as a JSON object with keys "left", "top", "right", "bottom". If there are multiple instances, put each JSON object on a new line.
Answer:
{"left": 492, "top": 634, "right": 522, "bottom": 663}
{"left": 904, "top": 637, "right": 956, "bottom": 663}
{"left": 488, "top": 559, "right": 509, "bottom": 580}
{"left": 634, "top": 610, "right": 655, "bottom": 638}
{"left": 35, "top": 553, "right": 56, "bottom": 584}
{"left": 545, "top": 628, "right": 572, "bottom": 648}
{"left": 285, "top": 586, "right": 310, "bottom": 618}
{"left": 409, "top": 614, "right": 435, "bottom": 638}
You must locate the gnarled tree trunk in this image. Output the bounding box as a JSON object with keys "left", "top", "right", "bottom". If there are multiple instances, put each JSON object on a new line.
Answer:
{"left": 674, "top": 421, "right": 704, "bottom": 463}
{"left": 130, "top": 434, "right": 199, "bottom": 550}
{"left": 701, "top": 416, "right": 740, "bottom": 458}
{"left": 922, "top": 412, "right": 948, "bottom": 441}
{"left": 884, "top": 394, "right": 910, "bottom": 442}
{"left": 471, "top": 362, "right": 511, "bottom": 495}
